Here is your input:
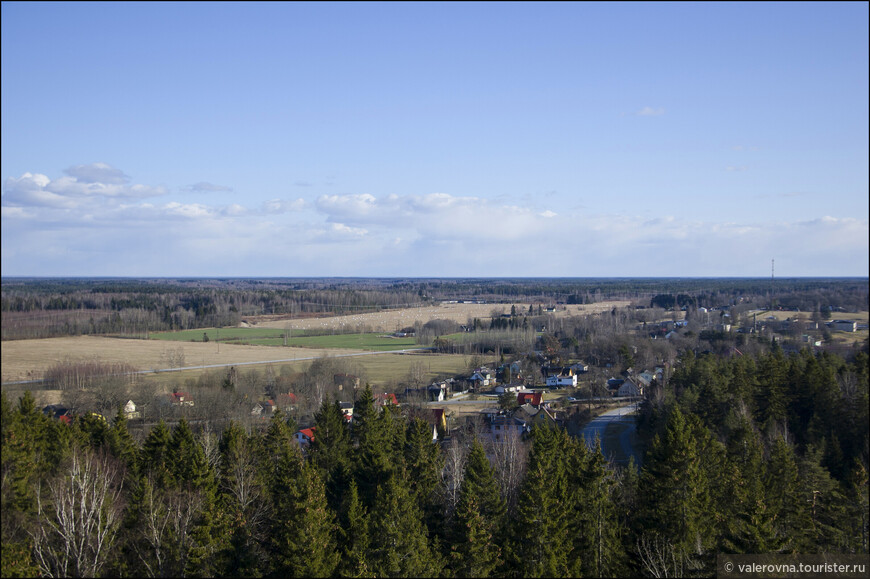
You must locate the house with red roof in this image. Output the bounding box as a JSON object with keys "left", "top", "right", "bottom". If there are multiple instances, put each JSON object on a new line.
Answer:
{"left": 294, "top": 427, "right": 316, "bottom": 447}
{"left": 169, "top": 391, "right": 194, "bottom": 406}
{"left": 516, "top": 391, "right": 543, "bottom": 408}
{"left": 376, "top": 393, "right": 399, "bottom": 407}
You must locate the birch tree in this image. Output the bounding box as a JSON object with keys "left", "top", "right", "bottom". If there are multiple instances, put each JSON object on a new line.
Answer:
{"left": 30, "top": 448, "right": 125, "bottom": 578}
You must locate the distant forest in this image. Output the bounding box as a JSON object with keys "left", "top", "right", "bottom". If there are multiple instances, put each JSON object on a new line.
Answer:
{"left": 2, "top": 277, "right": 867, "bottom": 340}
{"left": 2, "top": 345, "right": 868, "bottom": 577}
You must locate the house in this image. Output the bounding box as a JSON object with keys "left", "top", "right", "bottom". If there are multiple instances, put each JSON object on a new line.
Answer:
{"left": 494, "top": 383, "right": 524, "bottom": 394}
{"left": 530, "top": 406, "right": 560, "bottom": 428}
{"left": 123, "top": 400, "right": 141, "bottom": 420}
{"left": 617, "top": 378, "right": 643, "bottom": 398}
{"left": 339, "top": 401, "right": 354, "bottom": 422}
{"left": 570, "top": 362, "right": 589, "bottom": 373}
{"left": 490, "top": 416, "right": 528, "bottom": 442}
{"left": 517, "top": 391, "right": 544, "bottom": 408}
{"left": 276, "top": 392, "right": 298, "bottom": 410}
{"left": 43, "top": 404, "right": 73, "bottom": 424}
{"left": 830, "top": 320, "right": 858, "bottom": 332}
{"left": 427, "top": 383, "right": 447, "bottom": 402}
{"left": 169, "top": 391, "right": 194, "bottom": 407}
{"left": 606, "top": 378, "right": 625, "bottom": 391}
{"left": 469, "top": 369, "right": 493, "bottom": 388}
{"left": 376, "top": 393, "right": 399, "bottom": 407}
{"left": 546, "top": 373, "right": 577, "bottom": 388}
{"left": 251, "top": 399, "right": 276, "bottom": 417}
{"left": 294, "top": 427, "right": 316, "bottom": 447}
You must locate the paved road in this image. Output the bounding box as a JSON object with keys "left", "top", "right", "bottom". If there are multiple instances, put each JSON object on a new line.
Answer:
{"left": 580, "top": 403, "right": 641, "bottom": 465}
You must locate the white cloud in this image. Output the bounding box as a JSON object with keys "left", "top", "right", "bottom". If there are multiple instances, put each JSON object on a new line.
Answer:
{"left": 2, "top": 166, "right": 167, "bottom": 210}
{"left": 183, "top": 181, "right": 233, "bottom": 193}
{"left": 261, "top": 198, "right": 307, "bottom": 214}
{"left": 636, "top": 106, "right": 665, "bottom": 116}
{"left": 64, "top": 162, "right": 129, "bottom": 184}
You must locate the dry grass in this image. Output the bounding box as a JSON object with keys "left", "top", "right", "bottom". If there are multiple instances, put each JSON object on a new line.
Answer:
{"left": 247, "top": 300, "right": 632, "bottom": 332}
{"left": 0, "top": 336, "right": 360, "bottom": 383}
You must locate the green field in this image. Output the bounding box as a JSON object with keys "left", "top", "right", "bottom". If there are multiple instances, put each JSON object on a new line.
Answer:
{"left": 149, "top": 328, "right": 420, "bottom": 351}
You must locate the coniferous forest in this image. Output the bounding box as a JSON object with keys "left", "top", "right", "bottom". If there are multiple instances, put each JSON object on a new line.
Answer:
{"left": 2, "top": 344, "right": 868, "bottom": 578}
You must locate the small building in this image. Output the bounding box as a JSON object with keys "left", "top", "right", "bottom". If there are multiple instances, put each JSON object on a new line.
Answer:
{"left": 339, "top": 401, "right": 354, "bottom": 422}
{"left": 43, "top": 404, "right": 73, "bottom": 425}
{"left": 376, "top": 393, "right": 399, "bottom": 407}
{"left": 169, "top": 392, "right": 194, "bottom": 407}
{"left": 123, "top": 400, "right": 141, "bottom": 420}
{"left": 294, "top": 427, "right": 316, "bottom": 447}
{"left": 546, "top": 373, "right": 577, "bottom": 388}
{"left": 427, "top": 383, "right": 447, "bottom": 402}
{"left": 829, "top": 320, "right": 858, "bottom": 332}
{"left": 617, "top": 378, "right": 643, "bottom": 398}
{"left": 251, "top": 400, "right": 276, "bottom": 417}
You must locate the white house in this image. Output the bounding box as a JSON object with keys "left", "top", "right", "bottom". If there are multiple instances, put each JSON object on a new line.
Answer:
{"left": 546, "top": 374, "right": 577, "bottom": 388}
{"left": 123, "top": 400, "right": 140, "bottom": 420}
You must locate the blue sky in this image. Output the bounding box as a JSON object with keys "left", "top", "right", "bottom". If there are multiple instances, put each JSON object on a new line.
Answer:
{"left": 2, "top": 1, "right": 868, "bottom": 277}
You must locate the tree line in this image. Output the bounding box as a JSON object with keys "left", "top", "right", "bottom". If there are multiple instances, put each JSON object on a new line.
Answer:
{"left": 2, "top": 341, "right": 868, "bottom": 578}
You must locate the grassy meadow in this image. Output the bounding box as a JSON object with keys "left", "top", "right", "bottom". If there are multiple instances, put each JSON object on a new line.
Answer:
{"left": 149, "top": 328, "right": 420, "bottom": 351}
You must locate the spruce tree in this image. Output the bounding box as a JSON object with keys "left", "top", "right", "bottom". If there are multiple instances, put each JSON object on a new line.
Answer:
{"left": 508, "top": 426, "right": 571, "bottom": 578}
{"left": 338, "top": 480, "right": 374, "bottom": 578}
{"left": 309, "top": 399, "right": 353, "bottom": 512}
{"left": 141, "top": 419, "right": 173, "bottom": 489}
{"left": 639, "top": 407, "right": 716, "bottom": 562}
{"left": 450, "top": 493, "right": 501, "bottom": 577}
{"left": 271, "top": 457, "right": 340, "bottom": 577}
{"left": 404, "top": 417, "right": 446, "bottom": 539}
{"left": 368, "top": 473, "right": 442, "bottom": 578}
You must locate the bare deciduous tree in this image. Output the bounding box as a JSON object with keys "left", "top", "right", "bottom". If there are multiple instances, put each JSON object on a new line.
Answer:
{"left": 133, "top": 480, "right": 203, "bottom": 578}
{"left": 489, "top": 429, "right": 529, "bottom": 514}
{"left": 30, "top": 448, "right": 125, "bottom": 578}
{"left": 635, "top": 532, "right": 701, "bottom": 579}
{"left": 441, "top": 437, "right": 468, "bottom": 517}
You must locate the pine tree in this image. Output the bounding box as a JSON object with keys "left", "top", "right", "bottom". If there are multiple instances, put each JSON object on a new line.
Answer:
{"left": 721, "top": 414, "right": 780, "bottom": 553}
{"left": 271, "top": 456, "right": 339, "bottom": 577}
{"left": 404, "top": 417, "right": 445, "bottom": 539}
{"left": 450, "top": 493, "right": 501, "bottom": 577}
{"left": 338, "top": 480, "right": 374, "bottom": 578}
{"left": 507, "top": 426, "right": 571, "bottom": 578}
{"left": 639, "top": 407, "right": 716, "bottom": 562}
{"left": 352, "top": 385, "right": 396, "bottom": 509}
{"left": 141, "top": 420, "right": 173, "bottom": 488}
{"left": 107, "top": 405, "right": 139, "bottom": 474}
{"left": 764, "top": 435, "right": 810, "bottom": 552}
{"left": 368, "top": 474, "right": 442, "bottom": 578}
{"left": 309, "top": 399, "right": 352, "bottom": 512}
{"left": 570, "top": 438, "right": 626, "bottom": 578}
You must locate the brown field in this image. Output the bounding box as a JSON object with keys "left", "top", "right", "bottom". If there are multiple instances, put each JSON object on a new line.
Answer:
{"left": 0, "top": 336, "right": 363, "bottom": 384}
{"left": 247, "top": 300, "right": 632, "bottom": 332}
